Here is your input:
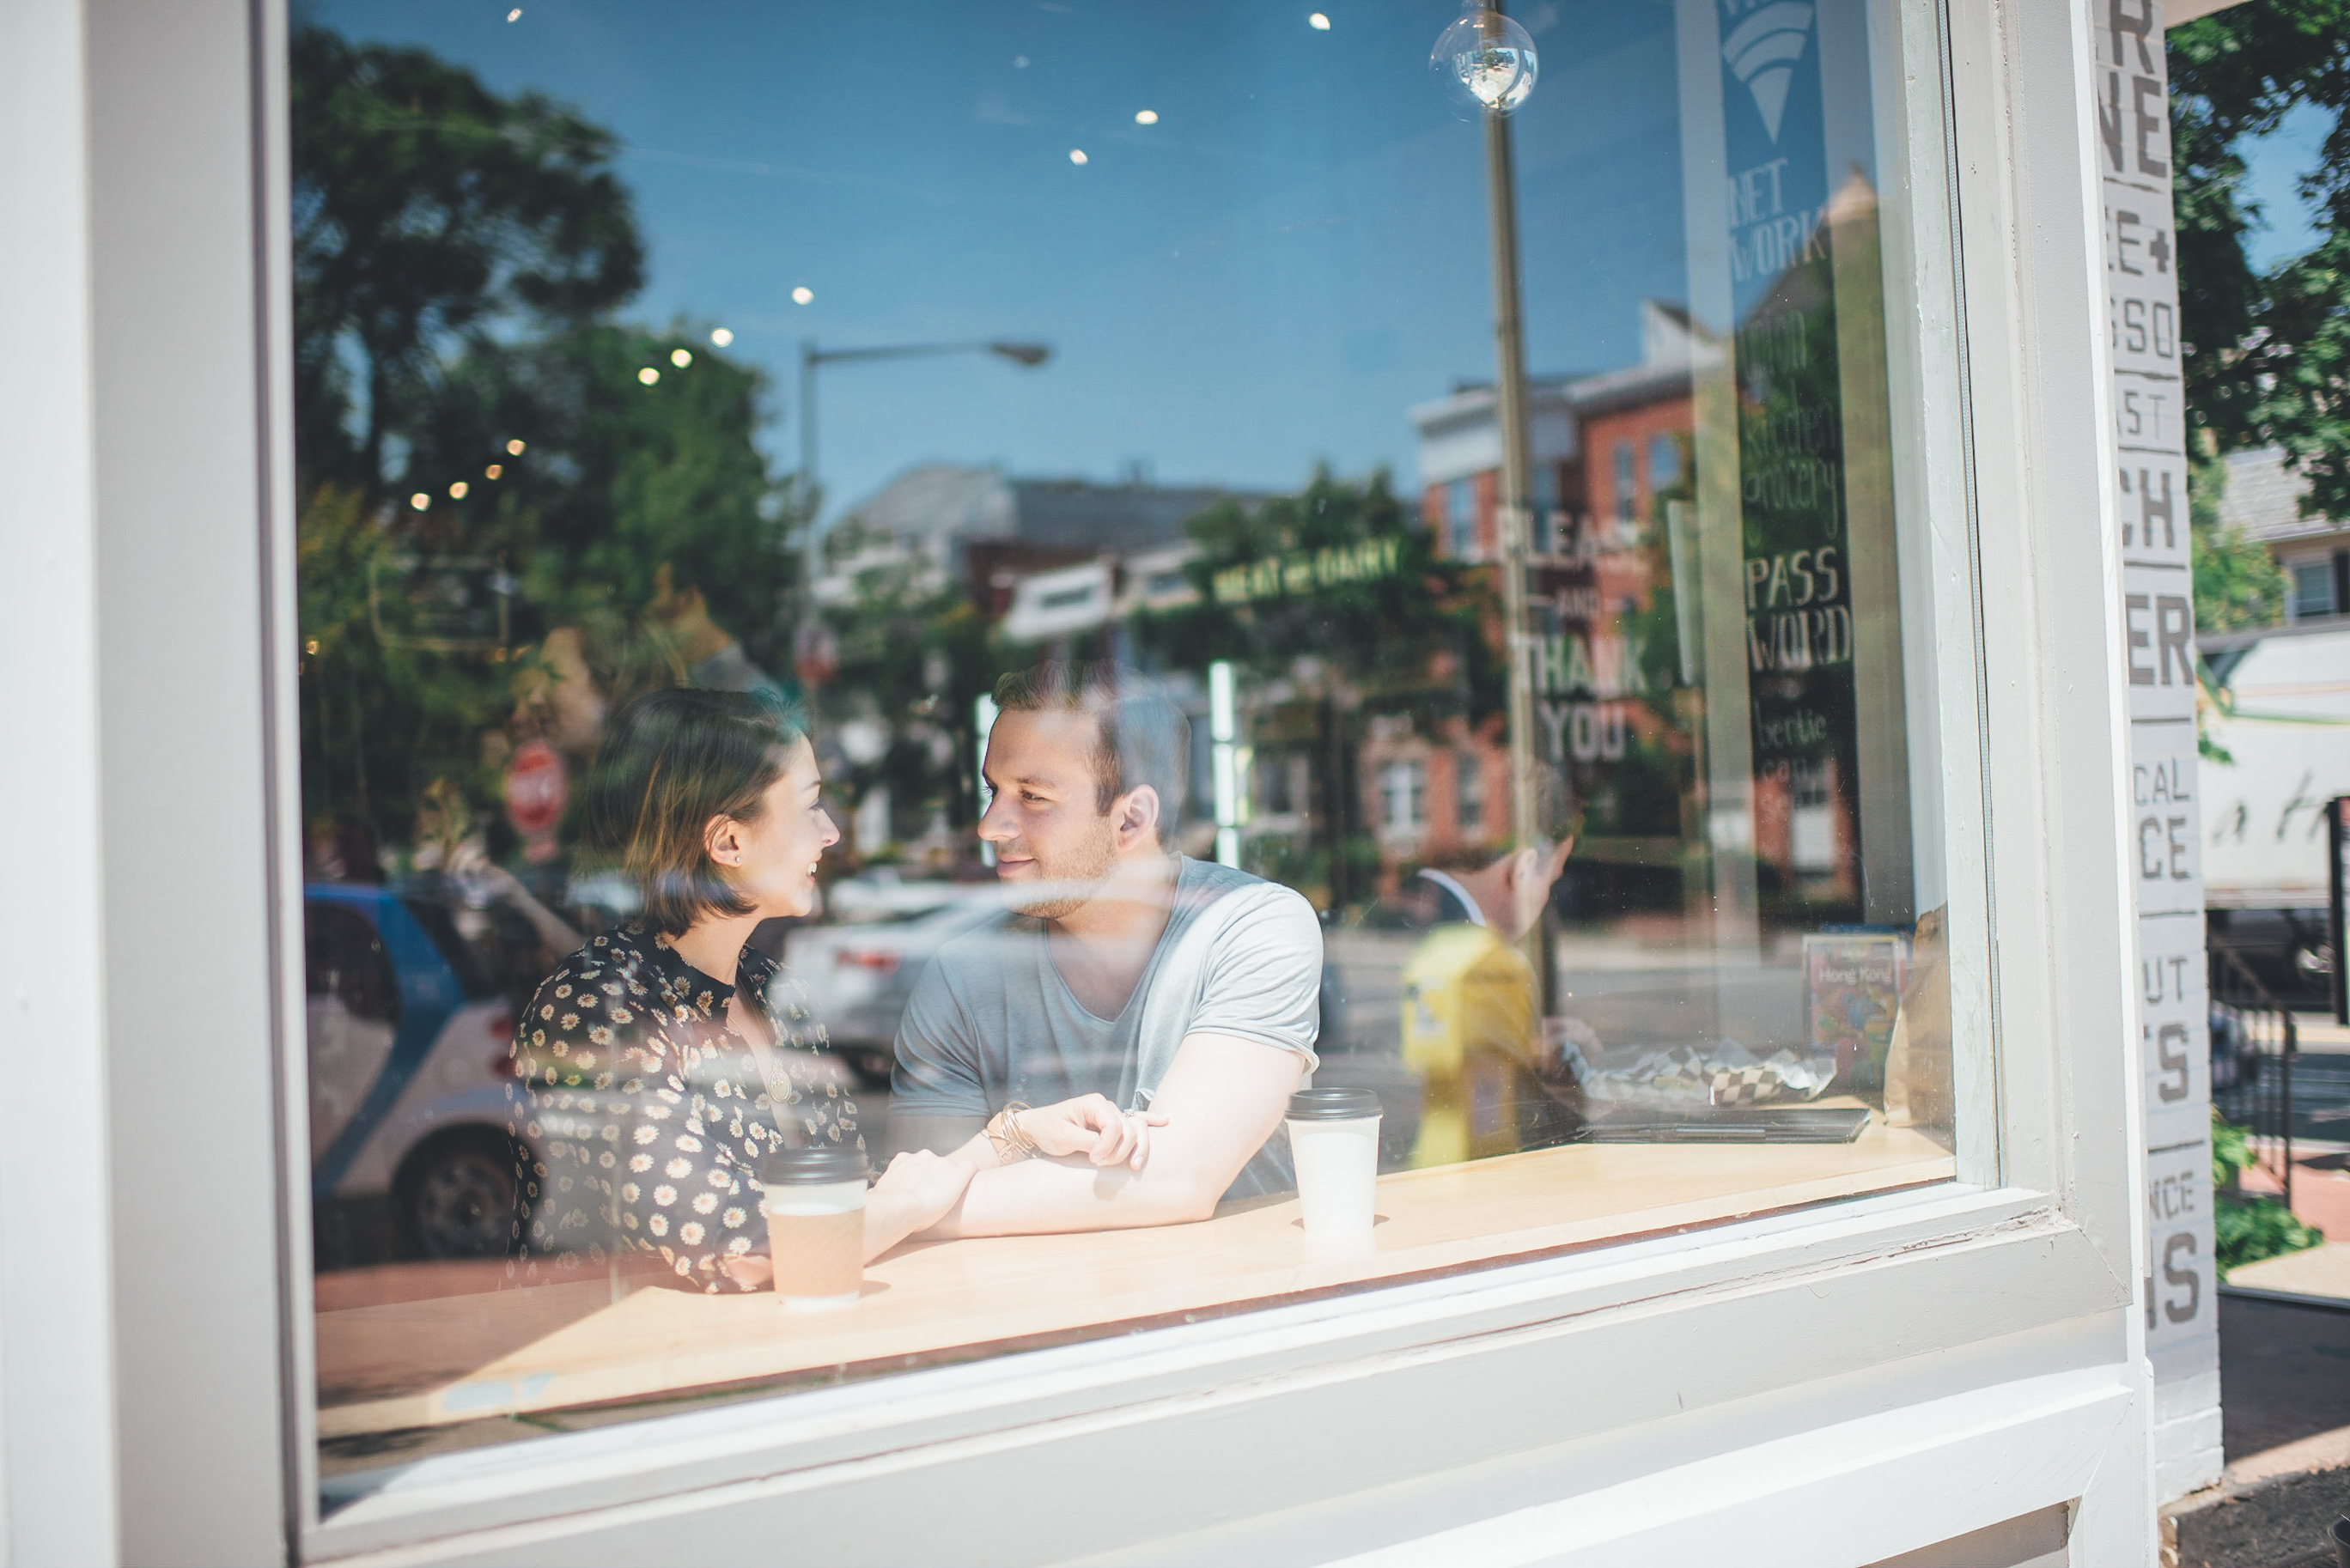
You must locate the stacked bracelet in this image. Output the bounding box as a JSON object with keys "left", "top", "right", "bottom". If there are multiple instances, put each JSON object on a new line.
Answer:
{"left": 984, "top": 1102, "right": 1040, "bottom": 1163}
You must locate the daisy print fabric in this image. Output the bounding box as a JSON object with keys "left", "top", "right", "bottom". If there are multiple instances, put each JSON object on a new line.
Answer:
{"left": 505, "top": 925, "right": 860, "bottom": 1293}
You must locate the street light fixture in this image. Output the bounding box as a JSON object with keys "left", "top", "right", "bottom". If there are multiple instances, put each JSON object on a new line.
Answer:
{"left": 797, "top": 337, "right": 1053, "bottom": 586}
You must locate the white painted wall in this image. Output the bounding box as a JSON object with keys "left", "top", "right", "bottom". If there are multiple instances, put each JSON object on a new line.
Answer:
{"left": 2100, "top": 0, "right": 2225, "bottom": 1502}
{"left": 0, "top": 2, "right": 120, "bottom": 1563}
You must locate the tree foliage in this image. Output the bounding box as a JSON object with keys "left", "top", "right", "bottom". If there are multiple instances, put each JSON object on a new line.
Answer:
{"left": 293, "top": 27, "right": 797, "bottom": 854}
{"left": 292, "top": 25, "right": 644, "bottom": 504}
{"left": 2189, "top": 450, "right": 2291, "bottom": 633}
{"left": 2170, "top": 2, "right": 2350, "bottom": 520}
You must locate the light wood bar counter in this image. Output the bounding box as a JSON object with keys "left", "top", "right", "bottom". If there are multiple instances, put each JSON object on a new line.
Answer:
{"left": 317, "top": 1121, "right": 1954, "bottom": 1438}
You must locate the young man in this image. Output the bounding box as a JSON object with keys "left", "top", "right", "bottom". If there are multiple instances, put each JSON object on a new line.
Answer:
{"left": 888, "top": 662, "right": 1323, "bottom": 1234}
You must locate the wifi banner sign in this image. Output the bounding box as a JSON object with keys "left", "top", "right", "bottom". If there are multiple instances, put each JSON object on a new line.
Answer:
{"left": 1711, "top": 0, "right": 1866, "bottom": 878}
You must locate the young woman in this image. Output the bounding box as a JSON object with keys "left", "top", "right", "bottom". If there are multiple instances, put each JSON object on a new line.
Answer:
{"left": 509, "top": 690, "right": 956, "bottom": 1291}
{"left": 513, "top": 689, "right": 1156, "bottom": 1294}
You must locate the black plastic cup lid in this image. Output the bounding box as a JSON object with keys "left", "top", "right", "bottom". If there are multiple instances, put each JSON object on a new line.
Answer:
{"left": 1287, "top": 1087, "right": 1382, "bottom": 1121}
{"left": 759, "top": 1146, "right": 870, "bottom": 1185}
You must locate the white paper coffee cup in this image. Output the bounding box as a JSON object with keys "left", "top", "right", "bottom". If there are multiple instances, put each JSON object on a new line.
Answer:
{"left": 758, "top": 1147, "right": 869, "bottom": 1310}
{"left": 1286, "top": 1087, "right": 1381, "bottom": 1235}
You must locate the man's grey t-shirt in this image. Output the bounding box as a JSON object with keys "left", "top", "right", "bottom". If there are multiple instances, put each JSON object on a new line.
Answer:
{"left": 891, "top": 857, "right": 1323, "bottom": 1199}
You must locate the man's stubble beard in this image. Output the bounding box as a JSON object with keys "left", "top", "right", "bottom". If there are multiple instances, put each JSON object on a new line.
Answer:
{"left": 1005, "top": 817, "right": 1118, "bottom": 921}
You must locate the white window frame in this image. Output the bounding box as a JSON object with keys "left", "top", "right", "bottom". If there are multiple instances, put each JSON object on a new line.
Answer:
{"left": 0, "top": 0, "right": 2159, "bottom": 1563}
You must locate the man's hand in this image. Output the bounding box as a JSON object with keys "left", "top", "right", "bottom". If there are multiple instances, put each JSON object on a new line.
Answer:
{"left": 1017, "top": 1095, "right": 1171, "bottom": 1172}
{"left": 926, "top": 1034, "right": 1306, "bottom": 1237}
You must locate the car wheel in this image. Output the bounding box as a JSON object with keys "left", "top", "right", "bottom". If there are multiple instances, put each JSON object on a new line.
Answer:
{"left": 405, "top": 1139, "right": 521, "bottom": 1259}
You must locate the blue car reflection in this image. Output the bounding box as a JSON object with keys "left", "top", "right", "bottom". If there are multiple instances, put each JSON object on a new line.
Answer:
{"left": 307, "top": 881, "right": 557, "bottom": 1261}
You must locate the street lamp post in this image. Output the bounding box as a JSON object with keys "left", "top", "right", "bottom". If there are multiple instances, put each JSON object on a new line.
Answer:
{"left": 797, "top": 338, "right": 1052, "bottom": 591}
{"left": 1453, "top": 1, "right": 1549, "bottom": 1013}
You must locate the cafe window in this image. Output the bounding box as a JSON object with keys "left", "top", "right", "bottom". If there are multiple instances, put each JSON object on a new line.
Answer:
{"left": 2291, "top": 558, "right": 2336, "bottom": 620}
{"left": 295, "top": 0, "right": 1980, "bottom": 1502}
{"left": 1446, "top": 476, "right": 1479, "bottom": 560}
{"left": 1649, "top": 431, "right": 1683, "bottom": 494}
{"left": 1382, "top": 757, "right": 1430, "bottom": 838}
{"left": 1455, "top": 749, "right": 1487, "bottom": 835}
{"left": 1613, "top": 438, "right": 1639, "bottom": 526}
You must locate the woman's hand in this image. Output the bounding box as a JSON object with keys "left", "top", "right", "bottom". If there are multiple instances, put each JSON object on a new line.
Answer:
{"left": 871, "top": 1148, "right": 975, "bottom": 1231}
{"left": 718, "top": 1253, "right": 773, "bottom": 1291}
{"left": 1017, "top": 1095, "right": 1171, "bottom": 1172}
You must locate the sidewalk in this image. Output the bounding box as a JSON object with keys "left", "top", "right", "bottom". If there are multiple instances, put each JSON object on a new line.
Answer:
{"left": 2164, "top": 1293, "right": 2350, "bottom": 1568}
{"left": 2233, "top": 1150, "right": 2350, "bottom": 1300}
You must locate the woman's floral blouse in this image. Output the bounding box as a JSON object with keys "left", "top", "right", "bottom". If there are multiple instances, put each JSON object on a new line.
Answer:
{"left": 506, "top": 925, "right": 861, "bottom": 1292}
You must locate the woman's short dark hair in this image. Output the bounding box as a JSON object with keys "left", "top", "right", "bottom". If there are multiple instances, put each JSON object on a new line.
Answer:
{"left": 583, "top": 689, "right": 809, "bottom": 936}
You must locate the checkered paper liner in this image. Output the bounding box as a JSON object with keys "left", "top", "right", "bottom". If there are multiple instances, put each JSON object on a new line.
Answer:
{"left": 1580, "top": 1040, "right": 1834, "bottom": 1111}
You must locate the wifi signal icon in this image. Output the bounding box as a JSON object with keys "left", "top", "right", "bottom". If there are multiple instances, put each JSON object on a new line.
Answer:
{"left": 1722, "top": 2, "right": 1815, "bottom": 143}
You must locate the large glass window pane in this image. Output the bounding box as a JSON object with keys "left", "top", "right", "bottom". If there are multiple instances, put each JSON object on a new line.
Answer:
{"left": 294, "top": 0, "right": 1974, "bottom": 1498}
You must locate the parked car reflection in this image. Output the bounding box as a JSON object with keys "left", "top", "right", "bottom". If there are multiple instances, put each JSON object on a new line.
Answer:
{"left": 784, "top": 876, "right": 1008, "bottom": 1085}
{"left": 306, "top": 882, "right": 529, "bottom": 1264}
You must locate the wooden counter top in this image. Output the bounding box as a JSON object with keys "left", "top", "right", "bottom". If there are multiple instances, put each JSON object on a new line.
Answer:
{"left": 316, "top": 1122, "right": 1954, "bottom": 1438}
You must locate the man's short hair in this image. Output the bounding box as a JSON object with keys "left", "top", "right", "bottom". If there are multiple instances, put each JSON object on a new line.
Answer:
{"left": 994, "top": 661, "right": 1190, "bottom": 846}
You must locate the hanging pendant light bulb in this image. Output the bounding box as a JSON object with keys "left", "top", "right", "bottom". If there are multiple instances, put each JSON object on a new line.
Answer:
{"left": 1429, "top": 0, "right": 1538, "bottom": 119}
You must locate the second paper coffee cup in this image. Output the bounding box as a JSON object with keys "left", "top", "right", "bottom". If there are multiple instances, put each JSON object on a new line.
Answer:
{"left": 1286, "top": 1087, "right": 1381, "bottom": 1235}
{"left": 759, "top": 1146, "right": 869, "bottom": 1310}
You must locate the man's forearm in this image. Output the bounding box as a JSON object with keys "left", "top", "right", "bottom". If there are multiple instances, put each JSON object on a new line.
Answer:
{"left": 912, "top": 1034, "right": 1306, "bottom": 1238}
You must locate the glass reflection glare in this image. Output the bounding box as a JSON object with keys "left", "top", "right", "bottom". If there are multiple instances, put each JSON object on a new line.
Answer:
{"left": 1429, "top": 1, "right": 1538, "bottom": 118}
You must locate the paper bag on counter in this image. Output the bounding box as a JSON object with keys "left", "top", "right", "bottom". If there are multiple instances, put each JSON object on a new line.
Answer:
{"left": 1884, "top": 905, "right": 1952, "bottom": 1128}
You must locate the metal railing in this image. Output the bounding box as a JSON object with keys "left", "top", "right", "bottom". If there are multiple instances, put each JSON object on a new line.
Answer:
{"left": 2211, "top": 939, "right": 2298, "bottom": 1209}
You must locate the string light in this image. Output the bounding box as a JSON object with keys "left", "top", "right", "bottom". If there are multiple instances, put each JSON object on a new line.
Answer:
{"left": 409, "top": 493, "right": 429, "bottom": 511}
{"left": 448, "top": 480, "right": 469, "bottom": 499}
{"left": 670, "top": 348, "right": 693, "bottom": 368}
{"left": 505, "top": 438, "right": 526, "bottom": 455}
{"left": 710, "top": 327, "right": 734, "bottom": 346}
{"left": 637, "top": 367, "right": 660, "bottom": 385}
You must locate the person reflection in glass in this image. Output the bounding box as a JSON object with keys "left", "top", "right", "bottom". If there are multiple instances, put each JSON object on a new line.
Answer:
{"left": 1394, "top": 775, "right": 1580, "bottom": 1166}
{"left": 509, "top": 689, "right": 967, "bottom": 1291}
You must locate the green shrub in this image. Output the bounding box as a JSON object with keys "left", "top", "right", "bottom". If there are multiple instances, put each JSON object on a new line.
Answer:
{"left": 2215, "top": 1194, "right": 2323, "bottom": 1278}
{"left": 2212, "top": 1109, "right": 2323, "bottom": 1277}
{"left": 2211, "top": 1110, "right": 2255, "bottom": 1187}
